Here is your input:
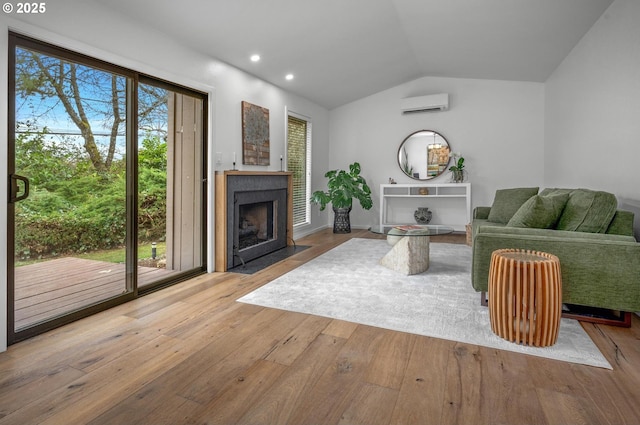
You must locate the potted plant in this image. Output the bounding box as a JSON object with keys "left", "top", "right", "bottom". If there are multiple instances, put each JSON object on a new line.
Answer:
{"left": 310, "top": 162, "right": 373, "bottom": 233}
{"left": 401, "top": 146, "right": 413, "bottom": 176}
{"left": 448, "top": 152, "right": 465, "bottom": 183}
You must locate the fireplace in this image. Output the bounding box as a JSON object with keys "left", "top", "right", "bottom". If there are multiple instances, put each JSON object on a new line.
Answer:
{"left": 232, "top": 188, "right": 287, "bottom": 267}
{"left": 215, "top": 171, "right": 293, "bottom": 271}
{"left": 238, "top": 201, "right": 273, "bottom": 250}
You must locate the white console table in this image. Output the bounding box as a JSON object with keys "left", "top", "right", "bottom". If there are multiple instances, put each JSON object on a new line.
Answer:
{"left": 379, "top": 183, "right": 471, "bottom": 232}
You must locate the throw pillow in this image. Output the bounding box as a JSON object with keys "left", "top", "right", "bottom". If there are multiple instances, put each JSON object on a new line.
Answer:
{"left": 507, "top": 193, "right": 569, "bottom": 229}
{"left": 539, "top": 188, "right": 573, "bottom": 197}
{"left": 555, "top": 189, "right": 618, "bottom": 233}
{"left": 487, "top": 187, "right": 539, "bottom": 224}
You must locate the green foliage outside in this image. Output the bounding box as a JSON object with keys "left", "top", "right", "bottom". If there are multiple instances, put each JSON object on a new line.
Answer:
{"left": 15, "top": 128, "right": 167, "bottom": 262}
{"left": 137, "top": 136, "right": 168, "bottom": 242}
{"left": 13, "top": 46, "right": 172, "bottom": 264}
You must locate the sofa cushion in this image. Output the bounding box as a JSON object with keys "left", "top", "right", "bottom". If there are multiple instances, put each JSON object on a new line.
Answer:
{"left": 487, "top": 187, "right": 539, "bottom": 224}
{"left": 507, "top": 192, "right": 569, "bottom": 229}
{"left": 542, "top": 188, "right": 618, "bottom": 233}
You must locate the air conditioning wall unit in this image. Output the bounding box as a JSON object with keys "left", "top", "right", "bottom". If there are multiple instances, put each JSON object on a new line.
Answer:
{"left": 400, "top": 93, "right": 449, "bottom": 114}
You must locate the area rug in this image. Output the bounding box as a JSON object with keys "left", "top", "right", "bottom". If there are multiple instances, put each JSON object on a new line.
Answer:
{"left": 238, "top": 238, "right": 611, "bottom": 369}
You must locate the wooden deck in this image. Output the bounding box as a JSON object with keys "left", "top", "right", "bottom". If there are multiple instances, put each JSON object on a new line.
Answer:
{"left": 14, "top": 258, "right": 177, "bottom": 330}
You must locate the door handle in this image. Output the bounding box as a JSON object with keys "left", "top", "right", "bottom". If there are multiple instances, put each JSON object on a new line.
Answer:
{"left": 9, "top": 174, "right": 30, "bottom": 203}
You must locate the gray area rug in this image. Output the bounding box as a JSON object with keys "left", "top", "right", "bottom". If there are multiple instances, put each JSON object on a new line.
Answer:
{"left": 238, "top": 238, "right": 611, "bottom": 369}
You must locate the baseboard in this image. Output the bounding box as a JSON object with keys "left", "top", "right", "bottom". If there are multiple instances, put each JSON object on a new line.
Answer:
{"left": 292, "top": 224, "right": 329, "bottom": 240}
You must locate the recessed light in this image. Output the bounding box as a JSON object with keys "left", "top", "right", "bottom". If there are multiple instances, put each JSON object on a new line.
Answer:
{"left": 285, "top": 74, "right": 294, "bottom": 81}
{"left": 250, "top": 54, "right": 260, "bottom": 62}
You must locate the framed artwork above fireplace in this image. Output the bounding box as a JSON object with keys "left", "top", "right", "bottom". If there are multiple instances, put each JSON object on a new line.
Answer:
{"left": 241, "top": 101, "right": 270, "bottom": 166}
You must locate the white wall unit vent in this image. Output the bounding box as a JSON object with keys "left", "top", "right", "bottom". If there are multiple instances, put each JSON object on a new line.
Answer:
{"left": 400, "top": 93, "right": 449, "bottom": 114}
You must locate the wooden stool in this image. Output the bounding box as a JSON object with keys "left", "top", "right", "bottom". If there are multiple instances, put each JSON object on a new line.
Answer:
{"left": 488, "top": 249, "right": 562, "bottom": 347}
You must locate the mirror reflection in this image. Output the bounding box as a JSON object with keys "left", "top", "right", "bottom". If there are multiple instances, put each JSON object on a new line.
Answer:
{"left": 398, "top": 130, "right": 451, "bottom": 180}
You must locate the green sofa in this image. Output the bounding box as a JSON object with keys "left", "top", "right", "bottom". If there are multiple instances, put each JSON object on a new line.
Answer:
{"left": 471, "top": 187, "right": 640, "bottom": 315}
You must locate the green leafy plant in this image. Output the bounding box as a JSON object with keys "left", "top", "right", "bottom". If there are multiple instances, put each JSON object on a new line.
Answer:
{"left": 401, "top": 147, "right": 413, "bottom": 175}
{"left": 448, "top": 152, "right": 465, "bottom": 183}
{"left": 448, "top": 152, "right": 465, "bottom": 172}
{"left": 14, "top": 130, "right": 168, "bottom": 260}
{"left": 310, "top": 162, "right": 373, "bottom": 211}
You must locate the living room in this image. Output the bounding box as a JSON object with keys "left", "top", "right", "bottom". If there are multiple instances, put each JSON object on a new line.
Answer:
{"left": 1, "top": 0, "right": 639, "bottom": 423}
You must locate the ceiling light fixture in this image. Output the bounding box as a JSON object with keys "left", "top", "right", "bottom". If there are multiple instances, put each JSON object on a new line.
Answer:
{"left": 285, "top": 74, "right": 294, "bottom": 81}
{"left": 250, "top": 54, "right": 260, "bottom": 62}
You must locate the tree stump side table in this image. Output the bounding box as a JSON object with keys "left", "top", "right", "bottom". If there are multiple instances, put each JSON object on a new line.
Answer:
{"left": 488, "top": 249, "right": 562, "bottom": 347}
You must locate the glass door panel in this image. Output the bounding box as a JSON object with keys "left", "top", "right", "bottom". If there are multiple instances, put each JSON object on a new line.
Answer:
{"left": 137, "top": 84, "right": 204, "bottom": 289}
{"left": 11, "top": 43, "right": 131, "bottom": 333}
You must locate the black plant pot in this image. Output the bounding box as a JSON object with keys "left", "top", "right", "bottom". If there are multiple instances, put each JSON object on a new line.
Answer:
{"left": 332, "top": 206, "right": 352, "bottom": 233}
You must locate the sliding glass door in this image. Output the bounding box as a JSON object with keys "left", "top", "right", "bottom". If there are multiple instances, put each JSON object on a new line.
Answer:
{"left": 8, "top": 33, "right": 207, "bottom": 343}
{"left": 136, "top": 82, "right": 205, "bottom": 289}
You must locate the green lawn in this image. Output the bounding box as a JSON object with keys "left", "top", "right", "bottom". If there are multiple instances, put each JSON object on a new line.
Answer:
{"left": 78, "top": 241, "right": 166, "bottom": 263}
{"left": 16, "top": 242, "right": 166, "bottom": 267}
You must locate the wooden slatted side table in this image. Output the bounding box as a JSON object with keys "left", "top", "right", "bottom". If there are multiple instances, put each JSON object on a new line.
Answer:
{"left": 488, "top": 249, "right": 562, "bottom": 347}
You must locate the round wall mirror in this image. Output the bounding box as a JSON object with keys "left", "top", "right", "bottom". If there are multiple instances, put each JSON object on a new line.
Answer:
{"left": 397, "top": 130, "right": 451, "bottom": 180}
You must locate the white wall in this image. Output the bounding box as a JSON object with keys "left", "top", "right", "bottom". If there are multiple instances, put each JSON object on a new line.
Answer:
{"left": 545, "top": 0, "right": 640, "bottom": 200}
{"left": 327, "top": 76, "right": 545, "bottom": 229}
{"left": 0, "top": 1, "right": 330, "bottom": 350}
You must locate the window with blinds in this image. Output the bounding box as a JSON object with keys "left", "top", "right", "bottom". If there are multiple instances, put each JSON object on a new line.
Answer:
{"left": 287, "top": 114, "right": 312, "bottom": 226}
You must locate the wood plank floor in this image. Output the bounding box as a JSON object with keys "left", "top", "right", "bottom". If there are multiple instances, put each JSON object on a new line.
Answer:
{"left": 1, "top": 229, "right": 639, "bottom": 425}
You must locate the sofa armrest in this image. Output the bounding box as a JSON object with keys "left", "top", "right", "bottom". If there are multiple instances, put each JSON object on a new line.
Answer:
{"left": 473, "top": 206, "right": 491, "bottom": 220}
{"left": 607, "top": 210, "right": 635, "bottom": 237}
{"left": 471, "top": 226, "right": 640, "bottom": 311}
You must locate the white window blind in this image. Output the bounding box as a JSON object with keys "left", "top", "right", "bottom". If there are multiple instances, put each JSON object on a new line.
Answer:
{"left": 287, "top": 114, "right": 311, "bottom": 226}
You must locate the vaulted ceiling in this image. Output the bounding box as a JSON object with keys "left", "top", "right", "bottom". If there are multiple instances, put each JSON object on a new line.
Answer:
{"left": 94, "top": 0, "right": 613, "bottom": 109}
